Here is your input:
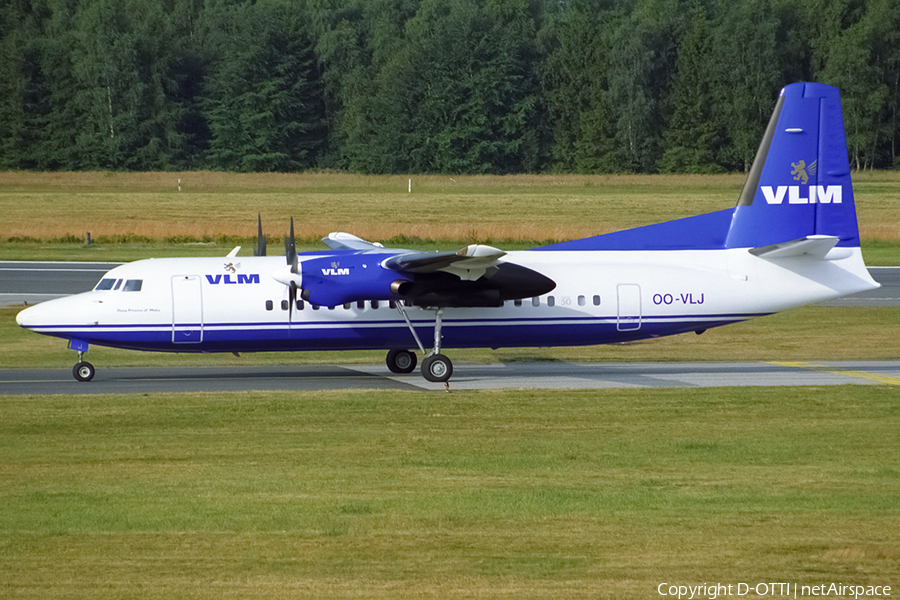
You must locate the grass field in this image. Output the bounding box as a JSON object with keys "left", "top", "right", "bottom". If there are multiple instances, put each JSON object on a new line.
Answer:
{"left": 1, "top": 171, "right": 899, "bottom": 262}
{"left": 1, "top": 386, "right": 898, "bottom": 599}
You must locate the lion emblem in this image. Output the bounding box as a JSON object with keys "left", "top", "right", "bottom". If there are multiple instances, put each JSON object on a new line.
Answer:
{"left": 791, "top": 160, "right": 809, "bottom": 185}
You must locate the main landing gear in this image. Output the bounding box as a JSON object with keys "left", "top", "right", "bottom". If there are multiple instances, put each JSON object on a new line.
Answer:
{"left": 390, "top": 305, "right": 454, "bottom": 383}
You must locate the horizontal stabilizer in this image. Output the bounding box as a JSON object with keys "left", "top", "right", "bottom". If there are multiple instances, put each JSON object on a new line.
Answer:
{"left": 749, "top": 235, "right": 839, "bottom": 259}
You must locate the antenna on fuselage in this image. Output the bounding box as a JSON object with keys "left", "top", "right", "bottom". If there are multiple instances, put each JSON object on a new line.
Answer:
{"left": 253, "top": 213, "right": 267, "bottom": 257}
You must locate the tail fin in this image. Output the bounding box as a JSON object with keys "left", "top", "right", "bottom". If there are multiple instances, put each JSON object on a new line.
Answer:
{"left": 725, "top": 82, "right": 860, "bottom": 249}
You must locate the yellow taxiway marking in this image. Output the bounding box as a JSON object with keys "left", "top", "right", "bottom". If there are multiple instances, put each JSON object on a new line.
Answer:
{"left": 770, "top": 361, "right": 900, "bottom": 386}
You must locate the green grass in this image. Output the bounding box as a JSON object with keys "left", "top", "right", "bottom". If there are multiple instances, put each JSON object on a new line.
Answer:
{"left": 2, "top": 171, "right": 899, "bottom": 262}
{"left": 1, "top": 386, "right": 898, "bottom": 598}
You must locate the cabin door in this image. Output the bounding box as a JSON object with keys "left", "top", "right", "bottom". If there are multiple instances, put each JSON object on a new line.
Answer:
{"left": 172, "top": 275, "right": 203, "bottom": 343}
{"left": 616, "top": 284, "right": 642, "bottom": 331}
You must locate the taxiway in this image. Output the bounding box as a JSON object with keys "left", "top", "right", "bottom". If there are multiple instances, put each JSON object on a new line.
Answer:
{"left": 1, "top": 360, "right": 897, "bottom": 395}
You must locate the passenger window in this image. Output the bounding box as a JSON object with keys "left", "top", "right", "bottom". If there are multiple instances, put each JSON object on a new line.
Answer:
{"left": 514, "top": 299, "right": 522, "bottom": 307}
{"left": 357, "top": 300, "right": 365, "bottom": 310}
{"left": 123, "top": 280, "right": 143, "bottom": 292}
{"left": 94, "top": 278, "right": 116, "bottom": 291}
{"left": 577, "top": 295, "right": 585, "bottom": 306}
{"left": 312, "top": 304, "right": 320, "bottom": 311}
{"left": 265, "top": 300, "right": 273, "bottom": 311}
{"left": 532, "top": 297, "right": 540, "bottom": 307}
{"left": 547, "top": 296, "right": 555, "bottom": 307}
{"left": 296, "top": 300, "right": 305, "bottom": 311}
{"left": 281, "top": 300, "right": 289, "bottom": 311}
{"left": 389, "top": 301, "right": 396, "bottom": 309}
{"left": 593, "top": 295, "right": 601, "bottom": 306}
{"left": 371, "top": 300, "right": 379, "bottom": 309}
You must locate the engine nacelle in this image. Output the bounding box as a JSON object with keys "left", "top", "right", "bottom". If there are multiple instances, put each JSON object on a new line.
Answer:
{"left": 299, "top": 253, "right": 407, "bottom": 307}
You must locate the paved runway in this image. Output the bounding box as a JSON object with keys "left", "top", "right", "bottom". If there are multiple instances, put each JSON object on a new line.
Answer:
{"left": 0, "top": 261, "right": 121, "bottom": 306}
{"left": 1, "top": 360, "right": 898, "bottom": 395}
{"left": 1, "top": 262, "right": 899, "bottom": 306}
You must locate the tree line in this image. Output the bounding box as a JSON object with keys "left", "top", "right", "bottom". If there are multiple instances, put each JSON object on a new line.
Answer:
{"left": 1, "top": 0, "right": 898, "bottom": 174}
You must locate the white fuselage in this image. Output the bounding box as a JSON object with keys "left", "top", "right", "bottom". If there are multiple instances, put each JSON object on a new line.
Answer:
{"left": 16, "top": 247, "right": 879, "bottom": 354}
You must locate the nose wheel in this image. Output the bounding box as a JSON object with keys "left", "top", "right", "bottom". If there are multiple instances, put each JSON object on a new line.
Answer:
{"left": 73, "top": 360, "right": 95, "bottom": 382}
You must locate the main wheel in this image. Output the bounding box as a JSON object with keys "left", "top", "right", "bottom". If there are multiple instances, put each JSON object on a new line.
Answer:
{"left": 73, "top": 361, "right": 95, "bottom": 382}
{"left": 386, "top": 349, "right": 417, "bottom": 374}
{"left": 421, "top": 353, "right": 453, "bottom": 383}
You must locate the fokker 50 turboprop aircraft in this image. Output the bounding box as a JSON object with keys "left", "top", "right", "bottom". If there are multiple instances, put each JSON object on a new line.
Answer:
{"left": 17, "top": 83, "right": 880, "bottom": 383}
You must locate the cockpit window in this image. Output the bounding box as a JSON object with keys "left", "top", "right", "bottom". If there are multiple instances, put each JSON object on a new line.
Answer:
{"left": 94, "top": 278, "right": 142, "bottom": 291}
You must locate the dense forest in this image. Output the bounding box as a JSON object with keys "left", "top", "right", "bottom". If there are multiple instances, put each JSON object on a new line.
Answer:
{"left": 1, "top": 0, "right": 898, "bottom": 174}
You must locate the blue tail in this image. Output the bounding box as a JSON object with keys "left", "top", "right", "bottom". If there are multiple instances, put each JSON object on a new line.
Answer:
{"left": 535, "top": 82, "right": 860, "bottom": 253}
{"left": 725, "top": 82, "right": 860, "bottom": 249}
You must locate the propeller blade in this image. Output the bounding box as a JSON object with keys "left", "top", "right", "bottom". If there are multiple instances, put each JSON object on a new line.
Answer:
{"left": 254, "top": 213, "right": 266, "bottom": 257}
{"left": 284, "top": 217, "right": 298, "bottom": 273}
{"left": 288, "top": 281, "right": 298, "bottom": 321}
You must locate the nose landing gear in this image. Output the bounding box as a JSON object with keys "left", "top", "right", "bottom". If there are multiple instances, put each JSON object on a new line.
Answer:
{"left": 68, "top": 340, "right": 95, "bottom": 382}
{"left": 73, "top": 358, "right": 95, "bottom": 382}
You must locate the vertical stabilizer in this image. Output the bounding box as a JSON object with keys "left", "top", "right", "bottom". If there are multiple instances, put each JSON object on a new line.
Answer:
{"left": 725, "top": 83, "right": 860, "bottom": 249}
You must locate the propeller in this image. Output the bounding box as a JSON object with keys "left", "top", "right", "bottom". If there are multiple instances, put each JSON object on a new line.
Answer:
{"left": 253, "top": 213, "right": 267, "bottom": 257}
{"left": 284, "top": 217, "right": 300, "bottom": 320}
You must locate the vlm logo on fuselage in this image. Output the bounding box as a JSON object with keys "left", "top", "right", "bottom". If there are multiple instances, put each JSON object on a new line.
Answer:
{"left": 760, "top": 185, "right": 842, "bottom": 205}
{"left": 205, "top": 274, "right": 260, "bottom": 284}
{"left": 321, "top": 268, "right": 350, "bottom": 276}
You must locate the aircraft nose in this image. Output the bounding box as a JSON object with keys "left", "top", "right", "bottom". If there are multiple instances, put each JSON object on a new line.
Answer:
{"left": 16, "top": 303, "right": 42, "bottom": 329}
{"left": 16, "top": 298, "right": 68, "bottom": 329}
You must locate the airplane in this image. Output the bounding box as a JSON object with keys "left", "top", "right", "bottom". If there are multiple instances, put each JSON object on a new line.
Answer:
{"left": 16, "top": 82, "right": 881, "bottom": 384}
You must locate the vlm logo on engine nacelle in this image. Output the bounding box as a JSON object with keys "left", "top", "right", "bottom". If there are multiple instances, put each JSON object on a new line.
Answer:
{"left": 322, "top": 261, "right": 350, "bottom": 276}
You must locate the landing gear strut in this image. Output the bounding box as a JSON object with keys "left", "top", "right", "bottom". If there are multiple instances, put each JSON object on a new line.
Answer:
{"left": 394, "top": 304, "right": 453, "bottom": 383}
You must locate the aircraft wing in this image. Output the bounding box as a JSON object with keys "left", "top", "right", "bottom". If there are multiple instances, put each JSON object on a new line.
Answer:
{"left": 384, "top": 245, "right": 506, "bottom": 281}
{"left": 324, "top": 233, "right": 507, "bottom": 281}
{"left": 322, "top": 232, "right": 385, "bottom": 251}
{"left": 303, "top": 233, "right": 554, "bottom": 307}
